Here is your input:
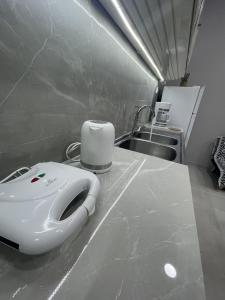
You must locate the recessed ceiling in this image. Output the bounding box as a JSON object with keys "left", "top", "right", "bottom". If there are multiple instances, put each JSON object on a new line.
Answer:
{"left": 99, "top": 0, "right": 205, "bottom": 81}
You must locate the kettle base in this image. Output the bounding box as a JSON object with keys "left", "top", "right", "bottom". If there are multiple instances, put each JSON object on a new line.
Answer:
{"left": 80, "top": 161, "right": 112, "bottom": 174}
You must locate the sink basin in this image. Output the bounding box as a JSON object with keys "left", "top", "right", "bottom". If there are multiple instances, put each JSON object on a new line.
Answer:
{"left": 117, "top": 138, "right": 177, "bottom": 161}
{"left": 133, "top": 132, "right": 178, "bottom": 145}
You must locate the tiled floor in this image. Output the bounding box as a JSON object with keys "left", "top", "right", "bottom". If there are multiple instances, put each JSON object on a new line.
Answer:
{"left": 189, "top": 165, "right": 225, "bottom": 300}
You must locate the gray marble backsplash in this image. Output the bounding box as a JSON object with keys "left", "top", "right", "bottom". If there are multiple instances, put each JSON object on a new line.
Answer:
{"left": 0, "top": 0, "right": 157, "bottom": 179}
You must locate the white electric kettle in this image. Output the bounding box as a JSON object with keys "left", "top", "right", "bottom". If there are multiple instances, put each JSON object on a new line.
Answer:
{"left": 80, "top": 120, "right": 115, "bottom": 173}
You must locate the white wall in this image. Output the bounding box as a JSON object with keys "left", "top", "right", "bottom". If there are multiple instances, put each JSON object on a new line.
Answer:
{"left": 186, "top": 0, "right": 225, "bottom": 168}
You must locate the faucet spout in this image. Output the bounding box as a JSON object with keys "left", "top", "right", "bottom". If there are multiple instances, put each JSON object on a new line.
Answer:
{"left": 131, "top": 105, "right": 155, "bottom": 135}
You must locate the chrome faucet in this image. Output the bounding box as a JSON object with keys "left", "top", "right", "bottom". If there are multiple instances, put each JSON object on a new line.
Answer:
{"left": 131, "top": 105, "right": 155, "bottom": 135}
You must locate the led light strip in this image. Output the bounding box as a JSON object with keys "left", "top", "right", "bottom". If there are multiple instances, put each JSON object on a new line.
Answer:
{"left": 69, "top": 0, "right": 157, "bottom": 82}
{"left": 111, "top": 0, "right": 164, "bottom": 82}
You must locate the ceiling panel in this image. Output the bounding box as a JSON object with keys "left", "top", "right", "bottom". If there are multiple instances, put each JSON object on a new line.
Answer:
{"left": 98, "top": 0, "right": 203, "bottom": 82}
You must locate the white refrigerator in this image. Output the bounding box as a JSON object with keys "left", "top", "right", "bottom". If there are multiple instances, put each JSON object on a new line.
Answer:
{"left": 161, "top": 86, "right": 205, "bottom": 148}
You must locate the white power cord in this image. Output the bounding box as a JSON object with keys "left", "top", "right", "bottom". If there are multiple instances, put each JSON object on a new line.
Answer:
{"left": 65, "top": 142, "right": 81, "bottom": 162}
{"left": 0, "top": 167, "right": 30, "bottom": 184}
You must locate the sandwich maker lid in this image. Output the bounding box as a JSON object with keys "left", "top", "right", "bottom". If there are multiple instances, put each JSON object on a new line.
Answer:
{"left": 0, "top": 163, "right": 68, "bottom": 202}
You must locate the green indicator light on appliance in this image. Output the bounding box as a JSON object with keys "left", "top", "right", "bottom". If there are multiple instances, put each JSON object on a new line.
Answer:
{"left": 38, "top": 173, "right": 46, "bottom": 178}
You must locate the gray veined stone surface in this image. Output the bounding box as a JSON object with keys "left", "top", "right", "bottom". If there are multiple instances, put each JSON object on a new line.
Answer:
{"left": 0, "top": 0, "right": 157, "bottom": 179}
{"left": 0, "top": 148, "right": 205, "bottom": 300}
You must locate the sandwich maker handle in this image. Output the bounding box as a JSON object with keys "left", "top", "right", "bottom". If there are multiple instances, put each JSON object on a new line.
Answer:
{"left": 47, "top": 176, "right": 100, "bottom": 246}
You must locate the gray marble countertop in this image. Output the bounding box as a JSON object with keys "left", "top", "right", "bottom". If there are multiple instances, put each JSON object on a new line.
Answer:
{"left": 0, "top": 148, "right": 205, "bottom": 300}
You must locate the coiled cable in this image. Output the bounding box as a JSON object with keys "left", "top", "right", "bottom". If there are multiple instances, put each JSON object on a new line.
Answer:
{"left": 65, "top": 142, "right": 81, "bottom": 162}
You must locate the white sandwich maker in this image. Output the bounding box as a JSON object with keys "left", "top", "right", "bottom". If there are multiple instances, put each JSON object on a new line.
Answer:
{"left": 0, "top": 162, "right": 100, "bottom": 255}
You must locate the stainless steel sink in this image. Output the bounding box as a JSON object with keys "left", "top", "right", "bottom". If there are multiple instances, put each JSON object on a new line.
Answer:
{"left": 133, "top": 131, "right": 178, "bottom": 145}
{"left": 117, "top": 137, "right": 177, "bottom": 161}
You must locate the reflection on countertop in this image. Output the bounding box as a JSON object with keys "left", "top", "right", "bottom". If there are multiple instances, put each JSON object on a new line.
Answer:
{"left": 0, "top": 148, "right": 205, "bottom": 300}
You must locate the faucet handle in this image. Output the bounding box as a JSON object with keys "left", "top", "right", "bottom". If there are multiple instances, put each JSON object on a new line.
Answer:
{"left": 151, "top": 107, "right": 155, "bottom": 117}
{"left": 134, "top": 105, "right": 142, "bottom": 111}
